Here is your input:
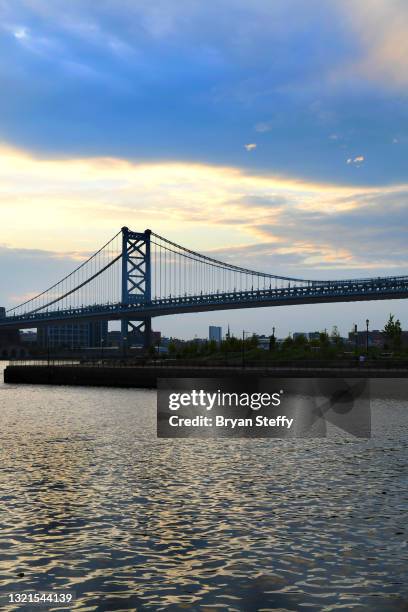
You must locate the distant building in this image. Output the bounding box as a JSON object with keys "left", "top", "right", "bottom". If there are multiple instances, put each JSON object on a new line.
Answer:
{"left": 0, "top": 328, "right": 22, "bottom": 358}
{"left": 257, "top": 335, "right": 270, "bottom": 350}
{"left": 107, "top": 330, "right": 122, "bottom": 347}
{"left": 0, "top": 307, "right": 24, "bottom": 357}
{"left": 0, "top": 328, "right": 20, "bottom": 344}
{"left": 348, "top": 330, "right": 385, "bottom": 348}
{"left": 293, "top": 332, "right": 321, "bottom": 342}
{"left": 127, "top": 329, "right": 161, "bottom": 347}
{"left": 108, "top": 329, "right": 161, "bottom": 347}
{"left": 209, "top": 326, "right": 222, "bottom": 344}
{"left": 37, "top": 321, "right": 108, "bottom": 349}
{"left": 20, "top": 331, "right": 37, "bottom": 344}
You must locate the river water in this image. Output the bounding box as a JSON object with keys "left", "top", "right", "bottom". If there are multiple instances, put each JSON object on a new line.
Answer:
{"left": 0, "top": 364, "right": 407, "bottom": 611}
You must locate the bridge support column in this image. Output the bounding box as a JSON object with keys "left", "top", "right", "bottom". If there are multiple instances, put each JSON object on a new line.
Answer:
{"left": 121, "top": 227, "right": 152, "bottom": 353}
{"left": 143, "top": 317, "right": 152, "bottom": 349}
{"left": 121, "top": 317, "right": 151, "bottom": 351}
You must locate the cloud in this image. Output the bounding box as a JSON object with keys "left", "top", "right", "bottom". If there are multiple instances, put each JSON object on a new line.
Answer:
{"left": 0, "top": 244, "right": 92, "bottom": 307}
{"left": 0, "top": 144, "right": 406, "bottom": 281}
{"left": 335, "top": 0, "right": 408, "bottom": 90}
{"left": 255, "top": 121, "right": 273, "bottom": 133}
{"left": 13, "top": 26, "right": 28, "bottom": 39}
{"left": 346, "top": 155, "right": 365, "bottom": 167}
{"left": 244, "top": 143, "right": 257, "bottom": 152}
{"left": 247, "top": 188, "right": 408, "bottom": 272}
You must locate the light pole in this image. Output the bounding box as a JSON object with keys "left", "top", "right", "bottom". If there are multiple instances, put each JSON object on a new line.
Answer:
{"left": 101, "top": 338, "right": 105, "bottom": 363}
{"left": 366, "top": 318, "right": 369, "bottom": 355}
{"left": 269, "top": 326, "right": 276, "bottom": 351}
{"left": 123, "top": 335, "right": 127, "bottom": 361}
{"left": 354, "top": 324, "right": 358, "bottom": 354}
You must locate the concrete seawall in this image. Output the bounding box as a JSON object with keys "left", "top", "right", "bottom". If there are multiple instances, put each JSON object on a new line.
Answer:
{"left": 4, "top": 364, "right": 408, "bottom": 389}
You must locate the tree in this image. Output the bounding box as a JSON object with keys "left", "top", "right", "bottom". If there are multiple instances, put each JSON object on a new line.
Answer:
{"left": 319, "top": 330, "right": 329, "bottom": 347}
{"left": 221, "top": 336, "right": 241, "bottom": 353}
{"left": 208, "top": 339, "right": 218, "bottom": 354}
{"left": 282, "top": 335, "right": 293, "bottom": 350}
{"left": 330, "top": 325, "right": 343, "bottom": 348}
{"left": 293, "top": 333, "right": 307, "bottom": 347}
{"left": 383, "top": 314, "right": 402, "bottom": 350}
{"left": 243, "top": 334, "right": 258, "bottom": 350}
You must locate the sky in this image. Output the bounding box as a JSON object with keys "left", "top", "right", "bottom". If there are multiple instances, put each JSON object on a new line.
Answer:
{"left": 0, "top": 0, "right": 407, "bottom": 338}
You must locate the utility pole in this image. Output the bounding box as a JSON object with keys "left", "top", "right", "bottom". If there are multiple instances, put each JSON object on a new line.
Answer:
{"left": 366, "top": 319, "right": 369, "bottom": 355}
{"left": 269, "top": 326, "right": 275, "bottom": 351}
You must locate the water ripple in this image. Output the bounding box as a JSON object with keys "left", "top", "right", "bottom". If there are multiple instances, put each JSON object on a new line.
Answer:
{"left": 0, "top": 372, "right": 407, "bottom": 610}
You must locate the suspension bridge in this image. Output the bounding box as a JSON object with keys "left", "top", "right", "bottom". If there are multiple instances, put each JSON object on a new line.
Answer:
{"left": 1, "top": 227, "right": 407, "bottom": 347}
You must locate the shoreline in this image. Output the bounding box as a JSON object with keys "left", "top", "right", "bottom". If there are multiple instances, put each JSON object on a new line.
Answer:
{"left": 4, "top": 364, "right": 408, "bottom": 390}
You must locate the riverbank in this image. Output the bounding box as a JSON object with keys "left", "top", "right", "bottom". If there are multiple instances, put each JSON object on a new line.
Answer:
{"left": 4, "top": 363, "right": 408, "bottom": 388}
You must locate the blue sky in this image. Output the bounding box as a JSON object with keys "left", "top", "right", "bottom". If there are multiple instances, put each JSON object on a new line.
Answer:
{"left": 1, "top": 0, "right": 407, "bottom": 184}
{"left": 0, "top": 0, "right": 407, "bottom": 338}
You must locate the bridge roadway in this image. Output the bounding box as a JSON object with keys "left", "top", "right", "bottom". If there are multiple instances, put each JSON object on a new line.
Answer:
{"left": 1, "top": 275, "right": 408, "bottom": 330}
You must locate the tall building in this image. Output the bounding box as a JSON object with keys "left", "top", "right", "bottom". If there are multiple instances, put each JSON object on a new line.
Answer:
{"left": 37, "top": 321, "right": 108, "bottom": 349}
{"left": 209, "top": 325, "right": 222, "bottom": 344}
{"left": 0, "top": 306, "right": 22, "bottom": 357}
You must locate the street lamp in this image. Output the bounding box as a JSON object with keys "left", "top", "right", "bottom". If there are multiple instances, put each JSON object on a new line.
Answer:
{"left": 366, "top": 318, "right": 369, "bottom": 355}
{"left": 269, "top": 326, "right": 276, "bottom": 351}
{"left": 101, "top": 338, "right": 105, "bottom": 363}
{"left": 46, "top": 327, "right": 50, "bottom": 367}
{"left": 123, "top": 335, "right": 127, "bottom": 361}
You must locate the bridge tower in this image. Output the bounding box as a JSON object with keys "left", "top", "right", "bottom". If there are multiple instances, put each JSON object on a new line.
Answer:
{"left": 121, "top": 227, "right": 152, "bottom": 351}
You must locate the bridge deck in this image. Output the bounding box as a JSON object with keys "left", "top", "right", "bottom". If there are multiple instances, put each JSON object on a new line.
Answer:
{"left": 2, "top": 277, "right": 408, "bottom": 329}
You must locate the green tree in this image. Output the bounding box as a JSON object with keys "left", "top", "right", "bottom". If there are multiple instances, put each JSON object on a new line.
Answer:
{"left": 208, "top": 339, "right": 218, "bottom": 354}
{"left": 282, "top": 335, "right": 293, "bottom": 350}
{"left": 293, "top": 333, "right": 307, "bottom": 347}
{"left": 245, "top": 334, "right": 258, "bottom": 349}
{"left": 330, "top": 325, "right": 343, "bottom": 349}
{"left": 221, "top": 336, "right": 241, "bottom": 353}
{"left": 383, "top": 314, "right": 402, "bottom": 350}
{"left": 319, "top": 330, "right": 329, "bottom": 348}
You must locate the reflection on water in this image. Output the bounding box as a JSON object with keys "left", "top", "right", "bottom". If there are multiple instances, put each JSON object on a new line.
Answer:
{"left": 0, "top": 365, "right": 407, "bottom": 610}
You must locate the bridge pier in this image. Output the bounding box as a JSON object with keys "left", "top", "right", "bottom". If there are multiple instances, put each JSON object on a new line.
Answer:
{"left": 121, "top": 317, "right": 152, "bottom": 352}
{"left": 120, "top": 226, "right": 152, "bottom": 354}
